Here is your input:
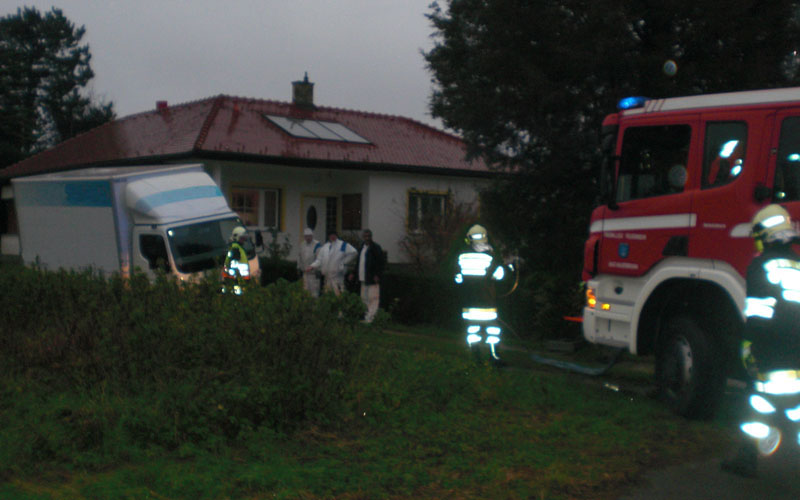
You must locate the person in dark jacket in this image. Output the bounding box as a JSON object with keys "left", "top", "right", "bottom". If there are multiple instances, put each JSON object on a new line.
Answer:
{"left": 723, "top": 204, "right": 800, "bottom": 477}
{"left": 354, "top": 229, "right": 385, "bottom": 323}
{"left": 454, "top": 224, "right": 513, "bottom": 365}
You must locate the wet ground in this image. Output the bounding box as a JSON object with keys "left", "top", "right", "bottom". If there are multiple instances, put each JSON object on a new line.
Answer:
{"left": 523, "top": 346, "right": 800, "bottom": 499}
{"left": 392, "top": 330, "right": 800, "bottom": 498}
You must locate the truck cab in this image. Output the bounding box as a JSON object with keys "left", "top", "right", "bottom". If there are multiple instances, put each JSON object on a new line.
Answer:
{"left": 583, "top": 88, "right": 800, "bottom": 417}
{"left": 134, "top": 218, "right": 261, "bottom": 282}
{"left": 12, "top": 165, "right": 259, "bottom": 284}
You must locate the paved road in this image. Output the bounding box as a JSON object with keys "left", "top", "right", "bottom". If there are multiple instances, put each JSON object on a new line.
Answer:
{"left": 619, "top": 448, "right": 800, "bottom": 499}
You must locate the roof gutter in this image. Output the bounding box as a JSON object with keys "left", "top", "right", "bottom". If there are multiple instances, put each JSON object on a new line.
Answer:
{"left": 1, "top": 149, "right": 500, "bottom": 180}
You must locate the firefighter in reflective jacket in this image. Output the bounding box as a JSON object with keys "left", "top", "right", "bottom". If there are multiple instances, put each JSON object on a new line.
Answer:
{"left": 455, "top": 224, "right": 514, "bottom": 364}
{"left": 221, "top": 226, "right": 251, "bottom": 295}
{"left": 723, "top": 204, "right": 800, "bottom": 477}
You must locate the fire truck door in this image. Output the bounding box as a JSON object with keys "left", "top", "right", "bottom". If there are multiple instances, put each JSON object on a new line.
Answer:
{"left": 598, "top": 122, "right": 695, "bottom": 277}
{"left": 690, "top": 117, "right": 760, "bottom": 274}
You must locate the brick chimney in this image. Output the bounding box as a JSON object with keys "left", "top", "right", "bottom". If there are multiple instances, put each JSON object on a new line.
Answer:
{"left": 292, "top": 72, "right": 315, "bottom": 109}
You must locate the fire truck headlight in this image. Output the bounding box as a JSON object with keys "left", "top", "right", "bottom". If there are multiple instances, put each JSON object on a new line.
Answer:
{"left": 455, "top": 273, "right": 463, "bottom": 284}
{"left": 741, "top": 422, "right": 771, "bottom": 439}
{"left": 467, "top": 325, "right": 480, "bottom": 334}
{"left": 586, "top": 287, "right": 597, "bottom": 309}
{"left": 486, "top": 336, "right": 500, "bottom": 345}
{"left": 750, "top": 395, "right": 777, "bottom": 414}
{"left": 467, "top": 334, "right": 482, "bottom": 344}
{"left": 486, "top": 326, "right": 501, "bottom": 335}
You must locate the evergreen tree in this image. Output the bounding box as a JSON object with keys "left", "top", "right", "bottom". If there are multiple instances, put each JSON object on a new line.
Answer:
{"left": 0, "top": 7, "right": 114, "bottom": 167}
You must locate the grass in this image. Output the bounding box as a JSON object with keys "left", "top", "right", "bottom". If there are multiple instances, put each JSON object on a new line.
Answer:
{"left": 0, "top": 319, "right": 736, "bottom": 500}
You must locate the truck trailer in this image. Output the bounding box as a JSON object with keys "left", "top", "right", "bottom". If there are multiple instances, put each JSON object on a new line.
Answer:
{"left": 582, "top": 87, "right": 800, "bottom": 418}
{"left": 12, "top": 164, "right": 247, "bottom": 280}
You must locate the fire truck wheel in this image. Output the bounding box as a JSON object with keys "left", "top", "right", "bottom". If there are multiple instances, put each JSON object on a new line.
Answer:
{"left": 655, "top": 316, "right": 722, "bottom": 419}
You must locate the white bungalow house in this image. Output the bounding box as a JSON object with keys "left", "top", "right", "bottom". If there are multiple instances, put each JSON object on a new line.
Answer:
{"left": 0, "top": 77, "right": 492, "bottom": 264}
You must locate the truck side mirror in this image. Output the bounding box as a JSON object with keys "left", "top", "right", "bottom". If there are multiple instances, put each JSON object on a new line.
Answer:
{"left": 754, "top": 184, "right": 771, "bottom": 203}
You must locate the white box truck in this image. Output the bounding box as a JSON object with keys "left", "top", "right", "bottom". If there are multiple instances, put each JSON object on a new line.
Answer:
{"left": 12, "top": 164, "right": 253, "bottom": 281}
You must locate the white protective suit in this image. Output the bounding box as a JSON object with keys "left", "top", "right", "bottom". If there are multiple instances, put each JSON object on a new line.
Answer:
{"left": 310, "top": 237, "right": 357, "bottom": 295}
{"left": 298, "top": 237, "right": 322, "bottom": 297}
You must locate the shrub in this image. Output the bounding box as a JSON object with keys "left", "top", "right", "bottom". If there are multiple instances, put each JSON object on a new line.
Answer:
{"left": 258, "top": 256, "right": 298, "bottom": 285}
{"left": 0, "top": 265, "right": 362, "bottom": 468}
{"left": 380, "top": 262, "right": 582, "bottom": 341}
{"left": 381, "top": 268, "right": 460, "bottom": 328}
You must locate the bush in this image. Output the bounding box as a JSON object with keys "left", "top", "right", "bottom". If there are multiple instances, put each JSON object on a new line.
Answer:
{"left": 381, "top": 263, "right": 582, "bottom": 340}
{"left": 0, "top": 265, "right": 362, "bottom": 468}
{"left": 258, "top": 256, "right": 298, "bottom": 285}
{"left": 381, "top": 268, "right": 460, "bottom": 328}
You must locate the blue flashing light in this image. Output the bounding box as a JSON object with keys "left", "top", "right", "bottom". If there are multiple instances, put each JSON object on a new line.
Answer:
{"left": 617, "top": 96, "right": 649, "bottom": 110}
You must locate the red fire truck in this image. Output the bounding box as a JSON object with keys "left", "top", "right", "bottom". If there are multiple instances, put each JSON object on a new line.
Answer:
{"left": 582, "top": 87, "right": 800, "bottom": 418}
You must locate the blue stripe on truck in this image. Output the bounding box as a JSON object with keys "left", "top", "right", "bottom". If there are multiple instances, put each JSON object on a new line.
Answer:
{"left": 133, "top": 185, "right": 223, "bottom": 213}
{"left": 15, "top": 181, "right": 113, "bottom": 207}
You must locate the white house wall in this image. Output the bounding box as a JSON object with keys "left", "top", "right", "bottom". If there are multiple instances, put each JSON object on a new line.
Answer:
{"left": 365, "top": 171, "right": 486, "bottom": 264}
{"left": 202, "top": 160, "right": 488, "bottom": 264}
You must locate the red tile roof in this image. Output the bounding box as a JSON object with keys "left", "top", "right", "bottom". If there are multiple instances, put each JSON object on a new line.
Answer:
{"left": 1, "top": 95, "right": 490, "bottom": 178}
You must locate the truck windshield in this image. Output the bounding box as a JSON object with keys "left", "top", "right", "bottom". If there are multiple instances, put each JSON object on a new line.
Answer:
{"left": 167, "top": 217, "right": 241, "bottom": 274}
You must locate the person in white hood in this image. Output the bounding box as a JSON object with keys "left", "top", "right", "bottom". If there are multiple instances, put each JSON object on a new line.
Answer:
{"left": 307, "top": 230, "right": 357, "bottom": 295}
{"left": 298, "top": 228, "right": 322, "bottom": 297}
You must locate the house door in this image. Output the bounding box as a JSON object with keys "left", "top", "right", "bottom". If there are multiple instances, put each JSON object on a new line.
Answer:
{"left": 303, "top": 197, "right": 328, "bottom": 243}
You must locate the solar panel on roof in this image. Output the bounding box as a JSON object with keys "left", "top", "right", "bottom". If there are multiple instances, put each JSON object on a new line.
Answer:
{"left": 322, "top": 122, "right": 370, "bottom": 143}
{"left": 264, "top": 114, "right": 370, "bottom": 144}
{"left": 265, "top": 115, "right": 317, "bottom": 139}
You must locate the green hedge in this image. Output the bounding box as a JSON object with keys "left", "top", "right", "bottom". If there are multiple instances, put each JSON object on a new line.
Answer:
{"left": 0, "top": 264, "right": 363, "bottom": 465}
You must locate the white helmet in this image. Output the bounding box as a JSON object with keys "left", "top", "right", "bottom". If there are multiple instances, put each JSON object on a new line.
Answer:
{"left": 466, "top": 224, "right": 488, "bottom": 244}
{"left": 751, "top": 205, "right": 797, "bottom": 250}
{"left": 231, "top": 226, "right": 247, "bottom": 241}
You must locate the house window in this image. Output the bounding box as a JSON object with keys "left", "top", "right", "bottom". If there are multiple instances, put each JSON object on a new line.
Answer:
{"left": 408, "top": 190, "right": 448, "bottom": 231}
{"left": 342, "top": 193, "right": 362, "bottom": 230}
{"left": 231, "top": 189, "right": 258, "bottom": 226}
{"left": 231, "top": 187, "right": 282, "bottom": 229}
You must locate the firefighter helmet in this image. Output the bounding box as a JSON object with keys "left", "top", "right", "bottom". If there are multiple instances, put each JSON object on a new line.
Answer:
{"left": 751, "top": 205, "right": 797, "bottom": 250}
{"left": 466, "top": 224, "right": 488, "bottom": 244}
{"left": 231, "top": 226, "right": 248, "bottom": 241}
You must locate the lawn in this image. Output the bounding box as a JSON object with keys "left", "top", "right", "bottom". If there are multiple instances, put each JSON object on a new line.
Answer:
{"left": 1, "top": 320, "right": 735, "bottom": 500}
